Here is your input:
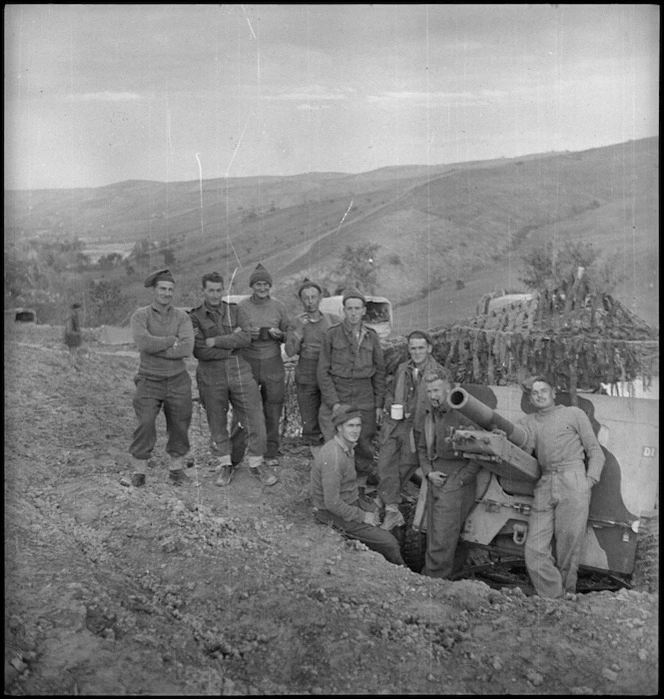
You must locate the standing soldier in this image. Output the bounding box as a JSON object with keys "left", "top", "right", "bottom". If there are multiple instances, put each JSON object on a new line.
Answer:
{"left": 189, "top": 271, "right": 277, "bottom": 487}
{"left": 239, "top": 263, "right": 290, "bottom": 467}
{"left": 317, "top": 288, "right": 386, "bottom": 484}
{"left": 285, "top": 279, "right": 340, "bottom": 452}
{"left": 64, "top": 302, "right": 84, "bottom": 370}
{"left": 129, "top": 269, "right": 194, "bottom": 487}
{"left": 418, "top": 369, "right": 482, "bottom": 578}
{"left": 376, "top": 330, "right": 444, "bottom": 531}
{"left": 519, "top": 375, "right": 605, "bottom": 599}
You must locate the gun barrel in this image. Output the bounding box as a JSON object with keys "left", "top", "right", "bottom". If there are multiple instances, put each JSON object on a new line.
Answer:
{"left": 447, "top": 387, "right": 529, "bottom": 448}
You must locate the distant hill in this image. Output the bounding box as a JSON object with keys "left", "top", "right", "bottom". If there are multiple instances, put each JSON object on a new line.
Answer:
{"left": 4, "top": 137, "right": 658, "bottom": 334}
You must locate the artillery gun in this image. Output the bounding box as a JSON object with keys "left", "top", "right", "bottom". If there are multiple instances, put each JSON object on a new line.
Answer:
{"left": 400, "top": 385, "right": 656, "bottom": 592}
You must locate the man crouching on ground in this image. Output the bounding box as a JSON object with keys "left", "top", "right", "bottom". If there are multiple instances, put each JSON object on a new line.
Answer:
{"left": 310, "top": 406, "right": 405, "bottom": 566}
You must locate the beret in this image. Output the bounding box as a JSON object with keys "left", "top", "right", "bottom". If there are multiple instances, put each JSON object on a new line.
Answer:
{"left": 333, "top": 405, "right": 363, "bottom": 427}
{"left": 144, "top": 268, "right": 175, "bottom": 288}
{"left": 342, "top": 287, "right": 366, "bottom": 305}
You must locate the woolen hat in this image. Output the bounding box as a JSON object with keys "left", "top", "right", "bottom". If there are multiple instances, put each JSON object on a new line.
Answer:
{"left": 144, "top": 268, "right": 175, "bottom": 287}
{"left": 342, "top": 287, "right": 366, "bottom": 306}
{"left": 332, "top": 406, "right": 363, "bottom": 427}
{"left": 249, "top": 263, "right": 272, "bottom": 287}
{"left": 298, "top": 278, "right": 323, "bottom": 296}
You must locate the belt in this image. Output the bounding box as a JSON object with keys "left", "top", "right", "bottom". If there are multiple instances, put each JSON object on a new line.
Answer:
{"left": 542, "top": 461, "right": 584, "bottom": 474}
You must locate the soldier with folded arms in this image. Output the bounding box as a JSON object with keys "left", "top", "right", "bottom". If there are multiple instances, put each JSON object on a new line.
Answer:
{"left": 129, "top": 268, "right": 194, "bottom": 487}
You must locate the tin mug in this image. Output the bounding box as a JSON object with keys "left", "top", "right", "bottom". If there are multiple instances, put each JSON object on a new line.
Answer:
{"left": 390, "top": 403, "right": 404, "bottom": 420}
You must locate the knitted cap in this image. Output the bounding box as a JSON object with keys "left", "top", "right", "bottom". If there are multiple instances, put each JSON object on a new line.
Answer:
{"left": 298, "top": 278, "right": 323, "bottom": 296}
{"left": 144, "top": 268, "right": 175, "bottom": 287}
{"left": 249, "top": 263, "right": 272, "bottom": 287}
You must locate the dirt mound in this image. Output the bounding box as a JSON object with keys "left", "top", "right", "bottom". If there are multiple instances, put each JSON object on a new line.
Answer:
{"left": 4, "top": 324, "right": 659, "bottom": 695}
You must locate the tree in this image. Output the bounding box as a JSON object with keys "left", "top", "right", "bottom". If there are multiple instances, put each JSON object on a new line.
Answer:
{"left": 333, "top": 243, "right": 381, "bottom": 294}
{"left": 519, "top": 240, "right": 625, "bottom": 294}
{"left": 161, "top": 247, "right": 176, "bottom": 266}
{"left": 86, "top": 278, "right": 131, "bottom": 325}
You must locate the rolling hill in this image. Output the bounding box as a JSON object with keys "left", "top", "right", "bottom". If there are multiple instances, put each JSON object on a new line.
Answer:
{"left": 4, "top": 138, "right": 658, "bottom": 334}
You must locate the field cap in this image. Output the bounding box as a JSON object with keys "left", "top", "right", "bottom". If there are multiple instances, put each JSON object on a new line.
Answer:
{"left": 249, "top": 263, "right": 272, "bottom": 287}
{"left": 144, "top": 268, "right": 175, "bottom": 287}
{"left": 342, "top": 287, "right": 366, "bottom": 306}
{"left": 71, "top": 302, "right": 82, "bottom": 310}
{"left": 333, "top": 406, "right": 363, "bottom": 427}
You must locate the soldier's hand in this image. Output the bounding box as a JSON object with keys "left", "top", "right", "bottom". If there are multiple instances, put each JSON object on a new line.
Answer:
{"left": 427, "top": 471, "right": 448, "bottom": 487}
{"left": 205, "top": 337, "right": 217, "bottom": 347}
{"left": 268, "top": 327, "right": 283, "bottom": 340}
{"left": 363, "top": 510, "right": 380, "bottom": 526}
{"left": 375, "top": 407, "right": 383, "bottom": 427}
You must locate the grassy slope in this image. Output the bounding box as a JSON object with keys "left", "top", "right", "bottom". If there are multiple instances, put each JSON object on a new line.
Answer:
{"left": 4, "top": 138, "right": 658, "bottom": 332}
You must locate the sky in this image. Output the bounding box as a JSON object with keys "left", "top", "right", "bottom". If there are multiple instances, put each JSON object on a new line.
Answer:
{"left": 4, "top": 4, "right": 659, "bottom": 190}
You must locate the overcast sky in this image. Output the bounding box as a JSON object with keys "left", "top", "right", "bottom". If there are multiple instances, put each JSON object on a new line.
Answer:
{"left": 4, "top": 4, "right": 659, "bottom": 190}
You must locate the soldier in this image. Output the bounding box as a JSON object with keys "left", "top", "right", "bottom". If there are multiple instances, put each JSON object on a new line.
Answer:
{"left": 418, "top": 369, "right": 482, "bottom": 578}
{"left": 317, "top": 288, "right": 386, "bottom": 483}
{"left": 310, "top": 406, "right": 405, "bottom": 566}
{"left": 129, "top": 268, "right": 194, "bottom": 487}
{"left": 285, "top": 279, "right": 340, "bottom": 452}
{"left": 239, "top": 263, "right": 290, "bottom": 467}
{"left": 64, "top": 302, "right": 84, "bottom": 370}
{"left": 519, "top": 375, "right": 605, "bottom": 599}
{"left": 376, "top": 330, "right": 445, "bottom": 531}
{"left": 189, "top": 271, "right": 277, "bottom": 487}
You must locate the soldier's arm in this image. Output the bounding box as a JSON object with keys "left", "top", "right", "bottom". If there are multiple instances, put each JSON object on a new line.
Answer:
{"left": 131, "top": 308, "right": 175, "bottom": 354}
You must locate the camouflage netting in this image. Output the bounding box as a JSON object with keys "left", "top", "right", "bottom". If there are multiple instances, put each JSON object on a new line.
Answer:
{"left": 383, "top": 280, "right": 659, "bottom": 399}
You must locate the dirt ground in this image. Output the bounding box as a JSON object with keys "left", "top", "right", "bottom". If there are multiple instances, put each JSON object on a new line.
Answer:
{"left": 4, "top": 323, "right": 659, "bottom": 696}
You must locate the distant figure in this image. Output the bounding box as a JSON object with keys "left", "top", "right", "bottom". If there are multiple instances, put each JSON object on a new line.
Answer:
{"left": 239, "top": 263, "right": 291, "bottom": 467}
{"left": 285, "top": 279, "right": 340, "bottom": 452}
{"left": 519, "top": 375, "right": 606, "bottom": 599}
{"left": 317, "top": 288, "right": 386, "bottom": 485}
{"left": 310, "top": 406, "right": 405, "bottom": 566}
{"left": 129, "top": 268, "right": 195, "bottom": 488}
{"left": 64, "top": 303, "right": 83, "bottom": 370}
{"left": 189, "top": 271, "right": 276, "bottom": 487}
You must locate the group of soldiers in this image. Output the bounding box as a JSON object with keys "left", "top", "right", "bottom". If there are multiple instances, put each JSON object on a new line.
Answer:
{"left": 128, "top": 264, "right": 605, "bottom": 599}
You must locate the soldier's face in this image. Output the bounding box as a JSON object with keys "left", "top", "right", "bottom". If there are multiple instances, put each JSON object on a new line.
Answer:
{"left": 426, "top": 379, "right": 450, "bottom": 408}
{"left": 300, "top": 287, "right": 320, "bottom": 314}
{"left": 203, "top": 281, "right": 223, "bottom": 307}
{"left": 408, "top": 338, "right": 432, "bottom": 367}
{"left": 530, "top": 381, "right": 556, "bottom": 410}
{"left": 338, "top": 417, "right": 362, "bottom": 444}
{"left": 153, "top": 281, "right": 174, "bottom": 307}
{"left": 251, "top": 281, "right": 271, "bottom": 299}
{"left": 343, "top": 299, "right": 365, "bottom": 326}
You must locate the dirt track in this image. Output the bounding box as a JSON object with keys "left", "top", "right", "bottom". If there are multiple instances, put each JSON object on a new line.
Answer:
{"left": 4, "top": 324, "right": 659, "bottom": 695}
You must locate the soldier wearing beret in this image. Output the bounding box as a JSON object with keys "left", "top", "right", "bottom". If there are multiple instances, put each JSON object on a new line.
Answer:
{"left": 128, "top": 269, "right": 195, "bottom": 487}
{"left": 310, "top": 407, "right": 405, "bottom": 566}
{"left": 285, "top": 279, "right": 340, "bottom": 452}
{"left": 317, "top": 287, "right": 386, "bottom": 484}
{"left": 64, "top": 302, "right": 84, "bottom": 370}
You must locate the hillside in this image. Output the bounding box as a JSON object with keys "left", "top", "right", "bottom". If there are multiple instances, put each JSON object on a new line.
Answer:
{"left": 4, "top": 138, "right": 658, "bottom": 333}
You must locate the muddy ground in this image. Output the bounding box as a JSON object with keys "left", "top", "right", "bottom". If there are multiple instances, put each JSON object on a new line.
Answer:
{"left": 4, "top": 323, "right": 659, "bottom": 695}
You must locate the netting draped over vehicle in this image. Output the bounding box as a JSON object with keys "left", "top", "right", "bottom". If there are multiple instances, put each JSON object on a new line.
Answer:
{"left": 383, "top": 282, "right": 659, "bottom": 399}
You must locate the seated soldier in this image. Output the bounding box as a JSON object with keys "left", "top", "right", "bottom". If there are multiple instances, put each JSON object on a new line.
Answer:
{"left": 310, "top": 406, "right": 405, "bottom": 566}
